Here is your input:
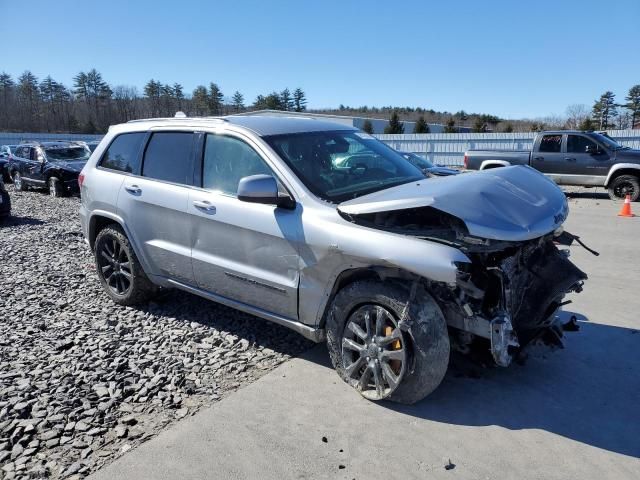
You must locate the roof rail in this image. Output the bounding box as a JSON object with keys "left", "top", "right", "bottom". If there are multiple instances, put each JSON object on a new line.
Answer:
{"left": 127, "top": 116, "right": 228, "bottom": 124}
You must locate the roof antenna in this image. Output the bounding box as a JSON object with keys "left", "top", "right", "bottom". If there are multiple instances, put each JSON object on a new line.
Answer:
{"left": 175, "top": 111, "right": 187, "bottom": 118}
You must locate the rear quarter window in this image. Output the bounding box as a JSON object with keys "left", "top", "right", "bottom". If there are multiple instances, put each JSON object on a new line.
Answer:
{"left": 100, "top": 133, "right": 146, "bottom": 173}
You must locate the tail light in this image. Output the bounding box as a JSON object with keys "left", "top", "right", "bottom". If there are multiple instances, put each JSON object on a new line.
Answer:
{"left": 463, "top": 154, "right": 468, "bottom": 169}
{"left": 78, "top": 173, "right": 85, "bottom": 189}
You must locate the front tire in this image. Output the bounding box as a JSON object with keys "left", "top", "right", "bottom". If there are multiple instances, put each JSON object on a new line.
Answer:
{"left": 608, "top": 174, "right": 640, "bottom": 202}
{"left": 48, "top": 177, "right": 64, "bottom": 197}
{"left": 94, "top": 225, "right": 156, "bottom": 305}
{"left": 12, "top": 171, "right": 25, "bottom": 191}
{"left": 326, "top": 280, "right": 450, "bottom": 404}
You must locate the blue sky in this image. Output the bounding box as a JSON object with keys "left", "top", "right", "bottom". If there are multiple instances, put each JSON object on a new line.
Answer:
{"left": 1, "top": 0, "right": 638, "bottom": 119}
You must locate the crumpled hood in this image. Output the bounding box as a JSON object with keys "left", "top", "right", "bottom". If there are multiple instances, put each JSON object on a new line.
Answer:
{"left": 427, "top": 166, "right": 459, "bottom": 176}
{"left": 54, "top": 160, "right": 86, "bottom": 172}
{"left": 338, "top": 165, "right": 568, "bottom": 242}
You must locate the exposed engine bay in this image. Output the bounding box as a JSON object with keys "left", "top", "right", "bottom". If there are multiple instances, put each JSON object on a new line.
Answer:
{"left": 341, "top": 206, "right": 588, "bottom": 367}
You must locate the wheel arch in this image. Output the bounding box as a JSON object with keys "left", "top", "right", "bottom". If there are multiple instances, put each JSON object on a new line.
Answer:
{"left": 88, "top": 211, "right": 155, "bottom": 282}
{"left": 605, "top": 164, "right": 640, "bottom": 187}
{"left": 480, "top": 160, "right": 511, "bottom": 170}
{"left": 318, "top": 266, "right": 419, "bottom": 328}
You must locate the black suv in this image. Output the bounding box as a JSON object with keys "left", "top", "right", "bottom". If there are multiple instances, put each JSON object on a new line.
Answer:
{"left": 8, "top": 141, "right": 91, "bottom": 196}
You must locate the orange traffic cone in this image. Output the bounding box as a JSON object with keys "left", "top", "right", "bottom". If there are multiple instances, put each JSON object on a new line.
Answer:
{"left": 618, "top": 194, "right": 635, "bottom": 217}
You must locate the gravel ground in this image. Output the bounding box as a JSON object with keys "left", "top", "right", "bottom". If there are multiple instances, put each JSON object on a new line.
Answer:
{"left": 0, "top": 189, "right": 312, "bottom": 479}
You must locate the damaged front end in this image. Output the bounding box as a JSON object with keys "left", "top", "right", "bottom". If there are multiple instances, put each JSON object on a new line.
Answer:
{"left": 447, "top": 232, "right": 587, "bottom": 366}
{"left": 342, "top": 205, "right": 587, "bottom": 366}
{"left": 337, "top": 167, "right": 590, "bottom": 367}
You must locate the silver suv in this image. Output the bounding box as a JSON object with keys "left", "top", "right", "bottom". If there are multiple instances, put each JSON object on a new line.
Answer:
{"left": 80, "top": 115, "right": 587, "bottom": 403}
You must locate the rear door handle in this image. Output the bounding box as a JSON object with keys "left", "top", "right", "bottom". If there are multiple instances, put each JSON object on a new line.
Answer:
{"left": 124, "top": 185, "right": 142, "bottom": 194}
{"left": 564, "top": 157, "right": 576, "bottom": 162}
{"left": 193, "top": 200, "right": 216, "bottom": 213}
{"left": 533, "top": 156, "right": 544, "bottom": 161}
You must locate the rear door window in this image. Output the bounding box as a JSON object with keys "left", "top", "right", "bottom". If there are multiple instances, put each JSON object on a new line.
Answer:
{"left": 100, "top": 133, "right": 146, "bottom": 173}
{"left": 539, "top": 135, "right": 562, "bottom": 153}
{"left": 142, "top": 132, "right": 194, "bottom": 185}
{"left": 567, "top": 135, "right": 598, "bottom": 153}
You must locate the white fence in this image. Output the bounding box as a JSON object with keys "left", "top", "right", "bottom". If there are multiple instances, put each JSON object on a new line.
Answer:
{"left": 375, "top": 129, "right": 640, "bottom": 166}
{"left": 2, "top": 130, "right": 639, "bottom": 168}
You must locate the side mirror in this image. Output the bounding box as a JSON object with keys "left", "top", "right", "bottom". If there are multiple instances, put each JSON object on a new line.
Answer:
{"left": 237, "top": 174, "right": 295, "bottom": 209}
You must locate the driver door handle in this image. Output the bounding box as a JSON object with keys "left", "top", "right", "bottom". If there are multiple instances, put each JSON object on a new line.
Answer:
{"left": 193, "top": 200, "right": 216, "bottom": 213}
{"left": 124, "top": 185, "right": 142, "bottom": 194}
{"left": 533, "top": 156, "right": 544, "bottom": 161}
{"left": 564, "top": 157, "right": 577, "bottom": 162}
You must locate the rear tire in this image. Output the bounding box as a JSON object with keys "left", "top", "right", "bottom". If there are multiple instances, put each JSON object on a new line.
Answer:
{"left": 326, "top": 280, "right": 450, "bottom": 404}
{"left": 48, "top": 177, "right": 64, "bottom": 197}
{"left": 12, "top": 171, "right": 26, "bottom": 192}
{"left": 608, "top": 174, "right": 640, "bottom": 201}
{"left": 94, "top": 224, "right": 156, "bottom": 305}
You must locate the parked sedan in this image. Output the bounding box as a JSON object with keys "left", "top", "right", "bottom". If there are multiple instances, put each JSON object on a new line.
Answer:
{"left": 400, "top": 152, "right": 459, "bottom": 177}
{"left": 8, "top": 141, "right": 91, "bottom": 196}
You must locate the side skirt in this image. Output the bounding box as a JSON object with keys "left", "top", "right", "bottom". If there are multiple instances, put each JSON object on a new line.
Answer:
{"left": 166, "top": 278, "right": 325, "bottom": 343}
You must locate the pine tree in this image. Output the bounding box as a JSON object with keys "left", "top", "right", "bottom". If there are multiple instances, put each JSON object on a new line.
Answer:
{"left": 503, "top": 123, "right": 514, "bottom": 133}
{"left": 280, "top": 88, "right": 293, "bottom": 111}
{"left": 384, "top": 111, "right": 404, "bottom": 134}
{"left": 208, "top": 82, "right": 224, "bottom": 115}
{"left": 264, "top": 92, "right": 283, "bottom": 110}
{"left": 578, "top": 117, "right": 595, "bottom": 131}
{"left": 443, "top": 118, "right": 456, "bottom": 133}
{"left": 144, "top": 79, "right": 162, "bottom": 116}
{"left": 192, "top": 85, "right": 209, "bottom": 116}
{"left": 173, "top": 83, "right": 184, "bottom": 110}
{"left": 253, "top": 94, "right": 267, "bottom": 110}
{"left": 592, "top": 91, "right": 617, "bottom": 129}
{"left": 17, "top": 71, "right": 40, "bottom": 130}
{"left": 362, "top": 119, "right": 374, "bottom": 134}
{"left": 626, "top": 85, "right": 640, "bottom": 129}
{"left": 472, "top": 117, "right": 486, "bottom": 133}
{"left": 232, "top": 91, "right": 244, "bottom": 112}
{"left": 413, "top": 115, "right": 430, "bottom": 133}
{"left": 293, "top": 88, "right": 307, "bottom": 112}
{"left": 0, "top": 73, "right": 15, "bottom": 129}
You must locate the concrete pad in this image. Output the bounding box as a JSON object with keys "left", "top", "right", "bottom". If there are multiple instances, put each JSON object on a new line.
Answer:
{"left": 92, "top": 196, "right": 640, "bottom": 480}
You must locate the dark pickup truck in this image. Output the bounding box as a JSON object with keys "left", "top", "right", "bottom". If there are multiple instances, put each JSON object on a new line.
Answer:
{"left": 464, "top": 130, "right": 640, "bottom": 201}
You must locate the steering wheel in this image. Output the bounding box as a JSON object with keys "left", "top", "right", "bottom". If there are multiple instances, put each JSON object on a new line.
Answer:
{"left": 350, "top": 162, "right": 369, "bottom": 175}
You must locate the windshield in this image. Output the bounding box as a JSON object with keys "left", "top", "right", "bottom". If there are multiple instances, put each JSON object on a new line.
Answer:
{"left": 44, "top": 146, "right": 91, "bottom": 161}
{"left": 264, "top": 130, "right": 424, "bottom": 202}
{"left": 402, "top": 152, "right": 434, "bottom": 169}
{"left": 590, "top": 133, "right": 627, "bottom": 150}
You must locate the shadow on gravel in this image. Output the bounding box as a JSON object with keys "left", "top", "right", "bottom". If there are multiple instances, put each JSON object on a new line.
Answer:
{"left": 383, "top": 316, "right": 640, "bottom": 459}
{"left": 0, "top": 215, "right": 46, "bottom": 227}
{"left": 129, "top": 289, "right": 314, "bottom": 356}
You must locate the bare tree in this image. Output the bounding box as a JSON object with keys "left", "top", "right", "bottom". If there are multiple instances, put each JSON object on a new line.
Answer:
{"left": 565, "top": 104, "right": 589, "bottom": 130}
